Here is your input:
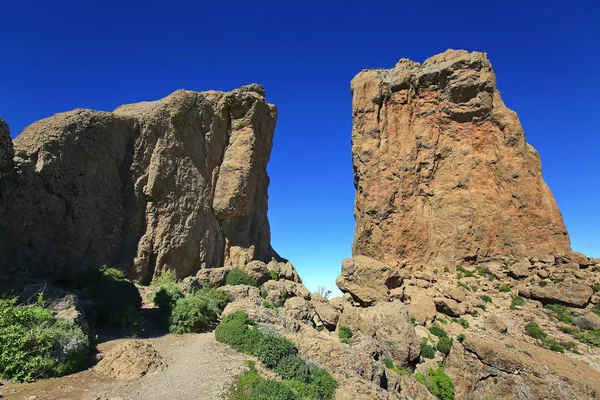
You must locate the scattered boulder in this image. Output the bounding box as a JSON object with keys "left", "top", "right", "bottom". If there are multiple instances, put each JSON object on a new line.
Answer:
{"left": 310, "top": 293, "right": 340, "bottom": 330}
{"left": 195, "top": 266, "right": 233, "bottom": 287}
{"left": 518, "top": 281, "right": 593, "bottom": 307}
{"left": 242, "top": 260, "right": 271, "bottom": 285}
{"left": 434, "top": 297, "right": 467, "bottom": 317}
{"left": 267, "top": 259, "right": 302, "bottom": 283}
{"left": 94, "top": 340, "right": 164, "bottom": 380}
{"left": 336, "top": 256, "right": 403, "bottom": 305}
{"left": 407, "top": 292, "right": 437, "bottom": 325}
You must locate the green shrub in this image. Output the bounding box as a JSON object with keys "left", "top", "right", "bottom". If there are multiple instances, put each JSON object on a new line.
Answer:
{"left": 452, "top": 318, "right": 469, "bottom": 329}
{"left": 269, "top": 270, "right": 279, "bottom": 281}
{"left": 428, "top": 326, "right": 448, "bottom": 338}
{"left": 256, "top": 334, "right": 298, "bottom": 368}
{"left": 436, "top": 337, "right": 453, "bottom": 355}
{"left": 229, "top": 361, "right": 263, "bottom": 400}
{"left": 525, "top": 322, "right": 547, "bottom": 340}
{"left": 169, "top": 296, "right": 217, "bottom": 334}
{"left": 414, "top": 368, "right": 454, "bottom": 400}
{"left": 263, "top": 300, "right": 274, "bottom": 309}
{"left": 307, "top": 365, "right": 338, "bottom": 398}
{"left": 275, "top": 355, "right": 311, "bottom": 380}
{"left": 260, "top": 289, "right": 268, "bottom": 299}
{"left": 194, "top": 287, "right": 232, "bottom": 315}
{"left": 154, "top": 282, "right": 184, "bottom": 313}
{"left": 456, "top": 266, "right": 476, "bottom": 278}
{"left": 476, "top": 304, "right": 486, "bottom": 311}
{"left": 437, "top": 317, "right": 448, "bottom": 325}
{"left": 275, "top": 356, "right": 337, "bottom": 398}
{"left": 251, "top": 379, "right": 298, "bottom": 400}
{"left": 479, "top": 295, "right": 492, "bottom": 303}
{"left": 0, "top": 298, "right": 89, "bottom": 382}
{"left": 215, "top": 312, "right": 263, "bottom": 353}
{"left": 83, "top": 268, "right": 142, "bottom": 334}
{"left": 510, "top": 296, "right": 525, "bottom": 310}
{"left": 561, "top": 325, "right": 600, "bottom": 347}
{"left": 545, "top": 303, "right": 573, "bottom": 324}
{"left": 383, "top": 358, "right": 409, "bottom": 375}
{"left": 225, "top": 269, "right": 258, "bottom": 287}
{"left": 456, "top": 334, "right": 466, "bottom": 343}
{"left": 420, "top": 342, "right": 435, "bottom": 359}
{"left": 593, "top": 284, "right": 600, "bottom": 293}
{"left": 338, "top": 325, "right": 353, "bottom": 344}
{"left": 499, "top": 284, "right": 511, "bottom": 293}
{"left": 151, "top": 269, "right": 178, "bottom": 287}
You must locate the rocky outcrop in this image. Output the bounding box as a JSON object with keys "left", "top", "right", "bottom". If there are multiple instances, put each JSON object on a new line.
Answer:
{"left": 0, "top": 118, "right": 13, "bottom": 173}
{"left": 94, "top": 340, "right": 165, "bottom": 380}
{"left": 0, "top": 85, "right": 280, "bottom": 283}
{"left": 336, "top": 256, "right": 403, "bottom": 305}
{"left": 350, "top": 49, "right": 570, "bottom": 266}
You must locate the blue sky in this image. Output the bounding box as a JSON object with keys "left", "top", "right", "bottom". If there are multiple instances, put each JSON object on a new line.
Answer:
{"left": 1, "top": 1, "right": 598, "bottom": 294}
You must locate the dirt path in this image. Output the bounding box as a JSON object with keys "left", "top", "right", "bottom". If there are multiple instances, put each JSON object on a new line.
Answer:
{"left": 0, "top": 333, "right": 247, "bottom": 400}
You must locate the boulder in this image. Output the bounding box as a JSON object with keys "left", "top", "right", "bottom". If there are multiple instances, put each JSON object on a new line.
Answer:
{"left": 0, "top": 85, "right": 281, "bottom": 284}
{"left": 350, "top": 49, "right": 570, "bottom": 267}
{"left": 336, "top": 256, "right": 403, "bottom": 305}
{"left": 267, "top": 259, "right": 302, "bottom": 282}
{"left": 196, "top": 266, "right": 233, "bottom": 287}
{"left": 242, "top": 260, "right": 270, "bottom": 285}
{"left": 310, "top": 293, "right": 340, "bottom": 330}
{"left": 19, "top": 283, "right": 88, "bottom": 333}
{"left": 407, "top": 292, "right": 437, "bottom": 325}
{"left": 434, "top": 297, "right": 467, "bottom": 317}
{"left": 337, "top": 300, "right": 420, "bottom": 366}
{"left": 518, "top": 281, "right": 593, "bottom": 307}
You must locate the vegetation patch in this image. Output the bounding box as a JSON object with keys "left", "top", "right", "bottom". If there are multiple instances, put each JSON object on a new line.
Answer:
{"left": 561, "top": 326, "right": 600, "bottom": 347}
{"left": 77, "top": 266, "right": 142, "bottom": 335}
{"left": 420, "top": 339, "right": 435, "bottom": 359}
{"left": 338, "top": 325, "right": 353, "bottom": 344}
{"left": 217, "top": 312, "right": 337, "bottom": 400}
{"left": 452, "top": 318, "right": 469, "bottom": 329}
{"left": 545, "top": 303, "right": 573, "bottom": 324}
{"left": 0, "top": 296, "right": 89, "bottom": 382}
{"left": 436, "top": 337, "right": 453, "bottom": 355}
{"left": 525, "top": 322, "right": 576, "bottom": 352}
{"left": 225, "top": 269, "right": 258, "bottom": 287}
{"left": 510, "top": 296, "right": 525, "bottom": 310}
{"left": 384, "top": 358, "right": 409, "bottom": 375}
{"left": 269, "top": 270, "right": 279, "bottom": 281}
{"left": 414, "top": 368, "right": 454, "bottom": 400}
{"left": 479, "top": 295, "right": 492, "bottom": 304}
{"left": 150, "top": 269, "right": 178, "bottom": 287}
{"left": 428, "top": 326, "right": 448, "bottom": 338}
{"left": 498, "top": 284, "right": 511, "bottom": 293}
{"left": 166, "top": 288, "right": 231, "bottom": 334}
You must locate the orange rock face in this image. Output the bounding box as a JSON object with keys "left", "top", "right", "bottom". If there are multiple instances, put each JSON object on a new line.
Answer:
{"left": 351, "top": 50, "right": 570, "bottom": 266}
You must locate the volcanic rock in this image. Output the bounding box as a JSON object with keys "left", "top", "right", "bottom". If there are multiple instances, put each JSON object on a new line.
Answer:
{"left": 350, "top": 49, "right": 570, "bottom": 267}
{"left": 0, "top": 85, "right": 280, "bottom": 283}
{"left": 0, "top": 118, "right": 13, "bottom": 173}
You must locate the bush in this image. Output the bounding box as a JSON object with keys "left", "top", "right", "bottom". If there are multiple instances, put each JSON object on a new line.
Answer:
{"left": 251, "top": 379, "right": 298, "bottom": 400}
{"left": 151, "top": 269, "right": 178, "bottom": 287}
{"left": 256, "top": 334, "right": 298, "bottom": 369}
{"left": 499, "top": 284, "right": 511, "bottom": 293}
{"left": 436, "top": 337, "right": 453, "bottom": 355}
{"left": 275, "top": 355, "right": 311, "bottom": 380}
{"left": 84, "top": 270, "right": 142, "bottom": 334}
{"left": 194, "top": 287, "right": 232, "bottom": 315}
{"left": 225, "top": 269, "right": 258, "bottom": 287}
{"left": 215, "top": 312, "right": 263, "bottom": 353}
{"left": 269, "top": 270, "right": 279, "bottom": 281}
{"left": 525, "top": 322, "right": 547, "bottom": 340}
{"left": 154, "top": 282, "right": 184, "bottom": 313}
{"left": 479, "top": 295, "right": 492, "bottom": 303}
{"left": 510, "top": 296, "right": 525, "bottom": 309}
{"left": 573, "top": 316, "right": 598, "bottom": 331}
{"left": 338, "top": 325, "right": 353, "bottom": 344}
{"left": 420, "top": 342, "right": 435, "bottom": 359}
{"left": 0, "top": 298, "right": 89, "bottom": 382}
{"left": 593, "top": 284, "right": 600, "bottom": 293}
{"left": 229, "top": 361, "right": 263, "bottom": 400}
{"left": 452, "top": 318, "right": 469, "bottom": 329}
{"left": 414, "top": 368, "right": 454, "bottom": 400}
{"left": 545, "top": 304, "right": 573, "bottom": 324}
{"left": 383, "top": 358, "right": 409, "bottom": 376}
{"left": 456, "top": 334, "right": 466, "bottom": 343}
{"left": 169, "top": 296, "right": 217, "bottom": 334}
{"left": 428, "top": 326, "right": 448, "bottom": 338}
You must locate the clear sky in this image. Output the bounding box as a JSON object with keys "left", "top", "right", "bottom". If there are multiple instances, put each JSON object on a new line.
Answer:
{"left": 1, "top": 1, "right": 598, "bottom": 295}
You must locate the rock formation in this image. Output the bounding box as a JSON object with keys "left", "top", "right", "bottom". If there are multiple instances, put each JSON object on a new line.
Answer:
{"left": 350, "top": 49, "right": 570, "bottom": 266}
{"left": 0, "top": 84, "right": 279, "bottom": 283}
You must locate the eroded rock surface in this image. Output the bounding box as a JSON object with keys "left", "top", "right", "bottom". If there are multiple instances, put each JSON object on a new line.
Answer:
{"left": 0, "top": 85, "right": 280, "bottom": 283}
{"left": 351, "top": 49, "right": 570, "bottom": 266}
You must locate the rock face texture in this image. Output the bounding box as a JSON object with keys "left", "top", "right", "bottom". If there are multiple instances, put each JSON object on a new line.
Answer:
{"left": 0, "top": 85, "right": 279, "bottom": 283}
{"left": 351, "top": 49, "right": 570, "bottom": 266}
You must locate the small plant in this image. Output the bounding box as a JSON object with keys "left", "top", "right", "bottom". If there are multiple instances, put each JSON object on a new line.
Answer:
{"left": 260, "top": 288, "right": 268, "bottom": 299}
{"left": 457, "top": 282, "right": 470, "bottom": 291}
{"left": 433, "top": 269, "right": 439, "bottom": 275}
{"left": 456, "top": 266, "right": 477, "bottom": 278}
{"left": 269, "top": 270, "right": 279, "bottom": 281}
{"left": 443, "top": 267, "right": 449, "bottom": 273}
{"left": 317, "top": 285, "right": 332, "bottom": 299}
{"left": 545, "top": 303, "right": 573, "bottom": 324}
{"left": 437, "top": 317, "right": 448, "bottom": 325}
{"left": 525, "top": 322, "right": 547, "bottom": 340}
{"left": 251, "top": 379, "right": 297, "bottom": 400}
{"left": 154, "top": 282, "right": 185, "bottom": 314}
{"left": 414, "top": 368, "right": 454, "bottom": 400}
{"left": 256, "top": 334, "right": 298, "bottom": 368}
{"left": 420, "top": 340, "right": 435, "bottom": 359}
{"left": 194, "top": 287, "right": 232, "bottom": 315}
{"left": 452, "top": 318, "right": 469, "bottom": 329}
{"left": 428, "top": 326, "right": 448, "bottom": 338}
{"left": 169, "top": 296, "right": 217, "bottom": 334}
{"left": 510, "top": 297, "right": 525, "bottom": 310}
{"left": 476, "top": 304, "right": 486, "bottom": 311}
{"left": 225, "top": 269, "right": 258, "bottom": 287}
{"left": 338, "top": 325, "right": 353, "bottom": 344}
{"left": 151, "top": 269, "right": 178, "bottom": 287}
{"left": 410, "top": 316, "right": 417, "bottom": 325}
{"left": 499, "top": 284, "right": 511, "bottom": 293}
{"left": 383, "top": 358, "right": 409, "bottom": 375}
{"left": 263, "top": 300, "right": 274, "bottom": 309}
{"left": 479, "top": 295, "right": 492, "bottom": 303}
{"left": 436, "top": 337, "right": 453, "bottom": 355}
{"left": 592, "top": 284, "right": 600, "bottom": 293}
{"left": 561, "top": 325, "right": 600, "bottom": 347}
{"left": 456, "top": 334, "right": 466, "bottom": 343}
